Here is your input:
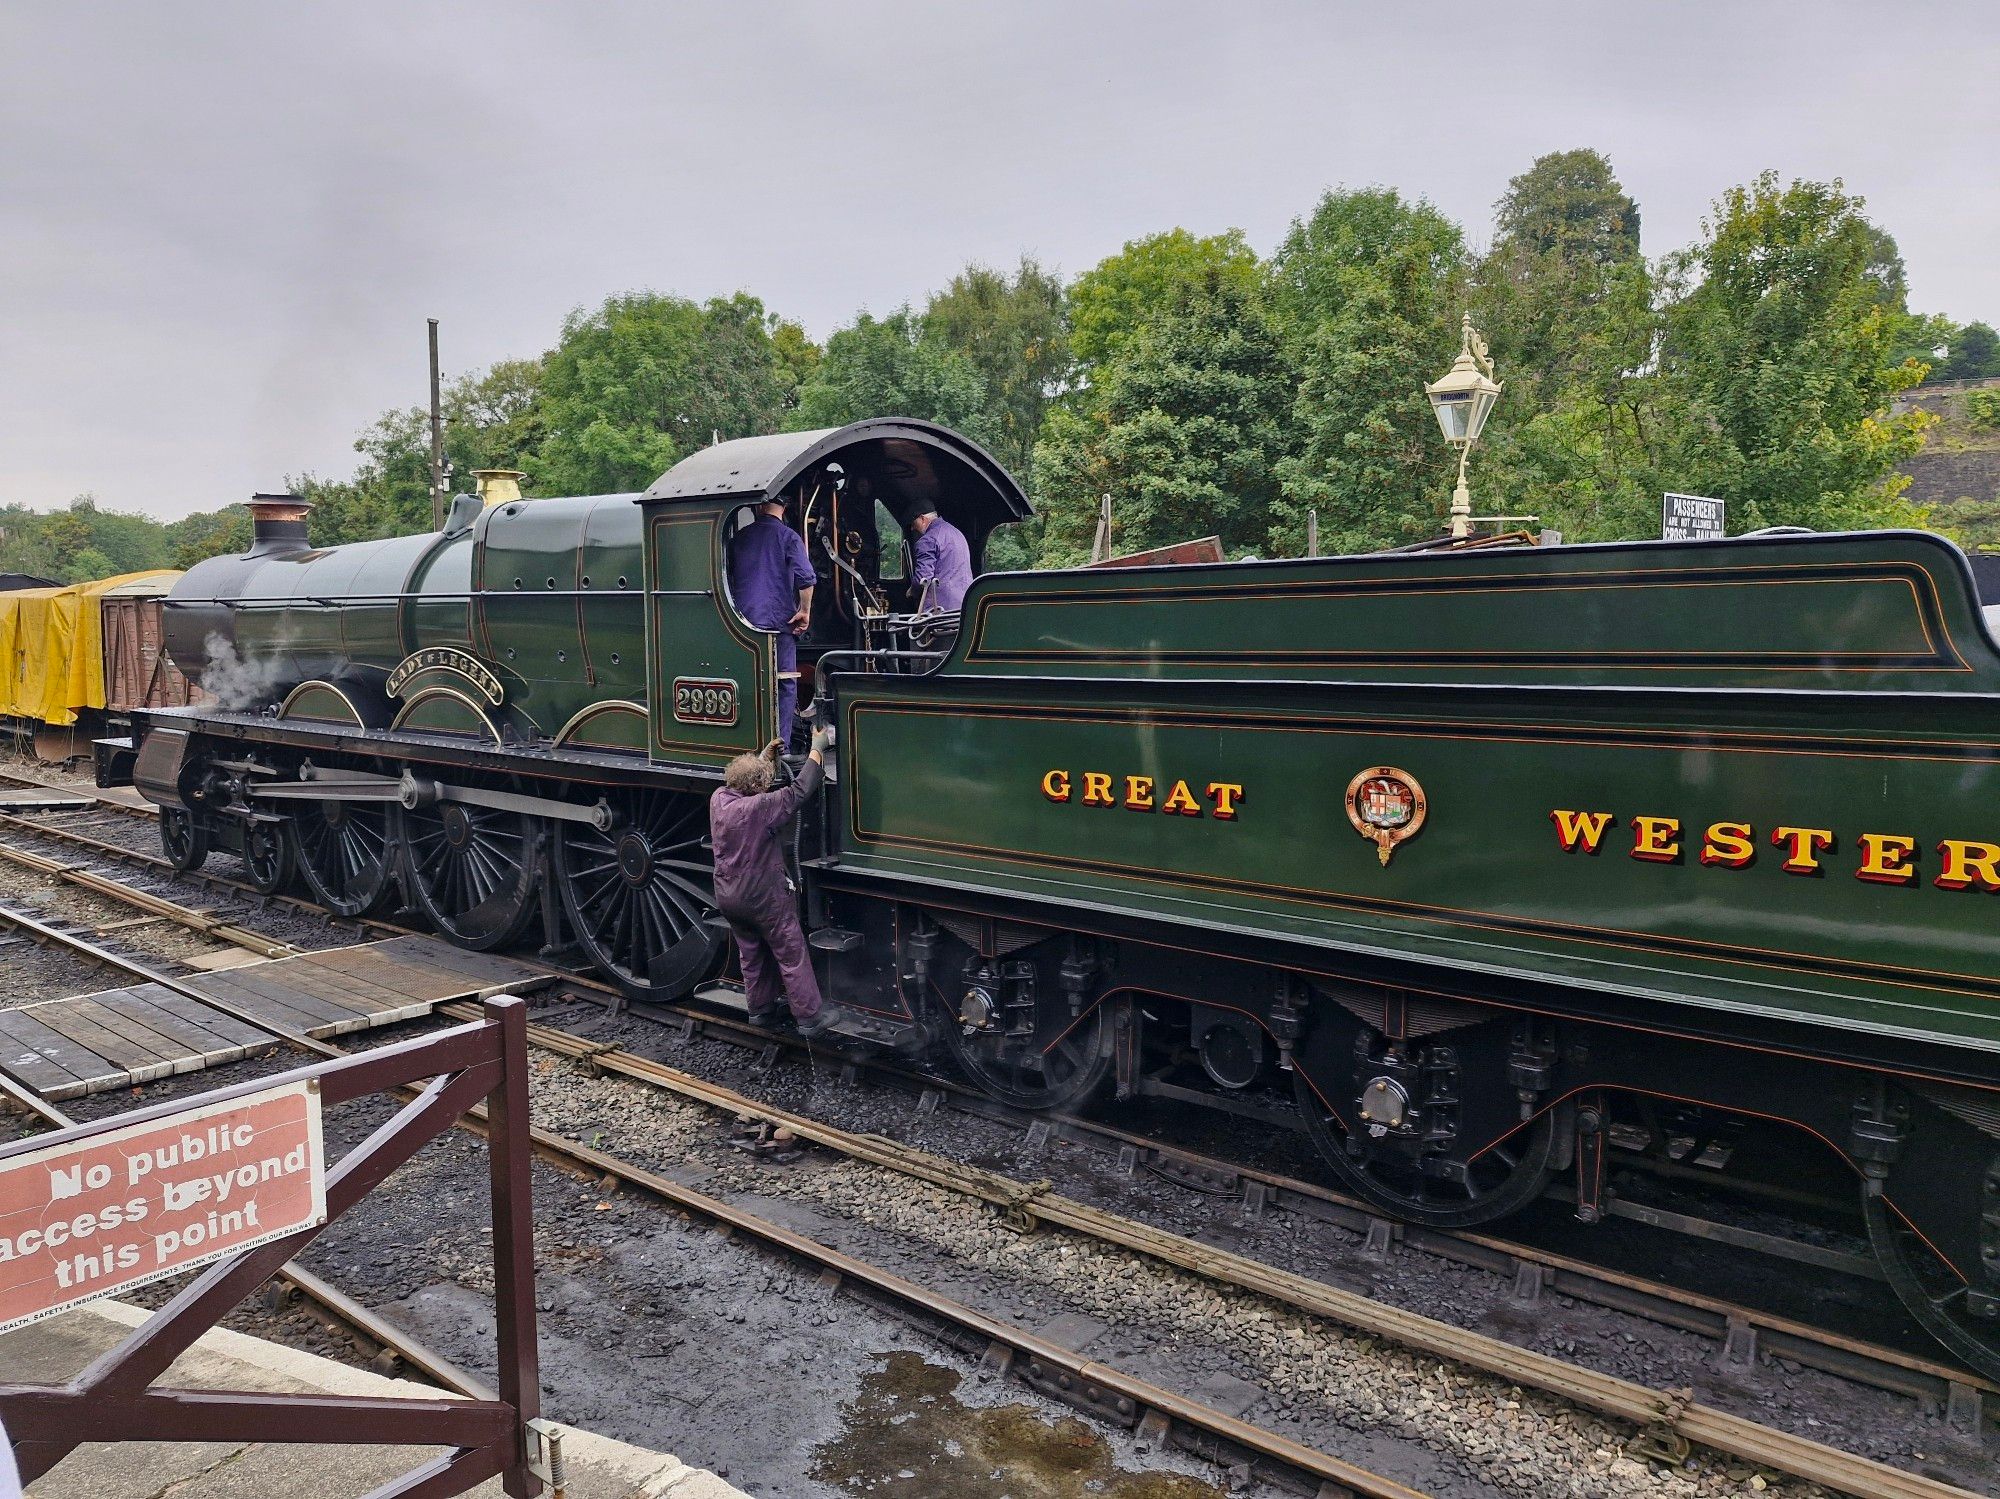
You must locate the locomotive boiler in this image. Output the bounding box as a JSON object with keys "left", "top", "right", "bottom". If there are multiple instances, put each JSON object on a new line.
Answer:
{"left": 116, "top": 417, "right": 2000, "bottom": 1383}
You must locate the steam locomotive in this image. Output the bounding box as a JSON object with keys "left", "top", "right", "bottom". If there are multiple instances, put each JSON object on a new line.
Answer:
{"left": 113, "top": 418, "right": 2000, "bottom": 1380}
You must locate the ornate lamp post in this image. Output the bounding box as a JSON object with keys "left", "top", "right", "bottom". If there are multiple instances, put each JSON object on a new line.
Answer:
{"left": 1424, "top": 313, "right": 1503, "bottom": 540}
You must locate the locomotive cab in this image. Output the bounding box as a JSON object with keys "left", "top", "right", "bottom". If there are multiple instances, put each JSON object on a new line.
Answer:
{"left": 642, "top": 418, "right": 1030, "bottom": 758}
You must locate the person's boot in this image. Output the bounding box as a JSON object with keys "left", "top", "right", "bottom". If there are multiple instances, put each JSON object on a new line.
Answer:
{"left": 795, "top": 1004, "right": 842, "bottom": 1040}
{"left": 746, "top": 1007, "right": 788, "bottom": 1032}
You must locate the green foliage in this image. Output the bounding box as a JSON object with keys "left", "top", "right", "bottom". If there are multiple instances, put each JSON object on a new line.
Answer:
{"left": 1936, "top": 497, "right": 2000, "bottom": 552}
{"left": 1270, "top": 188, "right": 1467, "bottom": 553}
{"left": 446, "top": 358, "right": 546, "bottom": 472}
{"left": 167, "top": 508, "right": 248, "bottom": 569}
{"left": 1938, "top": 322, "right": 2000, "bottom": 382}
{"left": 1466, "top": 151, "right": 1663, "bottom": 540}
{"left": 921, "top": 258, "right": 1067, "bottom": 475}
{"left": 1963, "top": 388, "right": 2000, "bottom": 431}
{"left": 0, "top": 496, "right": 178, "bottom": 583}
{"left": 1033, "top": 270, "right": 1294, "bottom": 565}
{"left": 1659, "top": 173, "right": 1932, "bottom": 531}
{"left": 1067, "top": 229, "right": 1259, "bottom": 377}
{"left": 788, "top": 308, "right": 1000, "bottom": 449}
{"left": 532, "top": 292, "right": 795, "bottom": 496}
{"left": 1473, "top": 149, "right": 1648, "bottom": 414}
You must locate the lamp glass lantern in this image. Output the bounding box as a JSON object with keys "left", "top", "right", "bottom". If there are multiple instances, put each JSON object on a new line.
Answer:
{"left": 1424, "top": 356, "right": 1501, "bottom": 447}
{"left": 1424, "top": 315, "right": 1503, "bottom": 539}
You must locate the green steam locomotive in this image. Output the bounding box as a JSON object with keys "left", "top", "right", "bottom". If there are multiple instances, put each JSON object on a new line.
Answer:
{"left": 119, "top": 417, "right": 2000, "bottom": 1380}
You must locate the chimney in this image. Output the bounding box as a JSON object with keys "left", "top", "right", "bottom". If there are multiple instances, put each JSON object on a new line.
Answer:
{"left": 472, "top": 469, "right": 527, "bottom": 506}
{"left": 244, "top": 494, "right": 313, "bottom": 557}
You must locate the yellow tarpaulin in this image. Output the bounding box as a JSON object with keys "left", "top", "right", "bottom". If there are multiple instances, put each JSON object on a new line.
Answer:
{"left": 0, "top": 570, "right": 180, "bottom": 725}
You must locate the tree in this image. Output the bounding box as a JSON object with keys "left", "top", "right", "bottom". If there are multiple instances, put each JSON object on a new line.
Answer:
{"left": 445, "top": 358, "right": 546, "bottom": 474}
{"left": 1473, "top": 150, "right": 1649, "bottom": 414}
{"left": 1034, "top": 269, "right": 1294, "bottom": 565}
{"left": 1466, "top": 150, "right": 1664, "bottom": 540}
{"left": 1068, "top": 229, "right": 1260, "bottom": 379}
{"left": 768, "top": 319, "right": 822, "bottom": 407}
{"left": 0, "top": 495, "right": 179, "bottom": 582}
{"left": 1271, "top": 188, "right": 1468, "bottom": 552}
{"left": 167, "top": 508, "right": 249, "bottom": 568}
{"left": 531, "top": 292, "right": 796, "bottom": 495}
{"left": 1938, "top": 322, "right": 2000, "bottom": 382}
{"left": 923, "top": 257, "right": 1068, "bottom": 475}
{"left": 788, "top": 308, "right": 999, "bottom": 448}
{"left": 1658, "top": 173, "right": 1933, "bottom": 531}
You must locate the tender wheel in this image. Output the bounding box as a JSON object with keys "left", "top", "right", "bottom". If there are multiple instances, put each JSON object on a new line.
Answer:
{"left": 398, "top": 799, "right": 543, "bottom": 950}
{"left": 292, "top": 799, "right": 394, "bottom": 918}
{"left": 553, "top": 790, "right": 726, "bottom": 1001}
{"left": 160, "top": 808, "right": 208, "bottom": 872}
{"left": 1861, "top": 1095, "right": 2000, "bottom": 1384}
{"left": 242, "top": 817, "right": 295, "bottom": 895}
{"left": 1293, "top": 1069, "right": 1562, "bottom": 1228}
{"left": 926, "top": 933, "right": 1112, "bottom": 1111}
{"left": 1290, "top": 1005, "right": 1564, "bottom": 1229}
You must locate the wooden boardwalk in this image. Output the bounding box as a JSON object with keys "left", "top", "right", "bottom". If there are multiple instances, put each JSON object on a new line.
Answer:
{"left": 0, "top": 935, "right": 543, "bottom": 1099}
{"left": 0, "top": 786, "right": 95, "bottom": 812}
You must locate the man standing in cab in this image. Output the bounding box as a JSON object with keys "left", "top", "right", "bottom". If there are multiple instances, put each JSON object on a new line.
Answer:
{"left": 908, "top": 507, "right": 973, "bottom": 614}
{"left": 728, "top": 496, "right": 815, "bottom": 746}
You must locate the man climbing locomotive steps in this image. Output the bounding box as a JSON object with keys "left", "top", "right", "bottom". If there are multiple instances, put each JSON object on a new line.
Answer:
{"left": 709, "top": 726, "right": 841, "bottom": 1039}
{"left": 114, "top": 417, "right": 2000, "bottom": 1389}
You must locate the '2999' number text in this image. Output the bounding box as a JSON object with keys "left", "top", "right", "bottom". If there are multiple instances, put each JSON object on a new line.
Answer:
{"left": 672, "top": 677, "right": 738, "bottom": 726}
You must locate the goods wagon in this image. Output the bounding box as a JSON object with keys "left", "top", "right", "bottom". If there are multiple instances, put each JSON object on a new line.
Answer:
{"left": 110, "top": 418, "right": 2000, "bottom": 1382}
{"left": 0, "top": 571, "right": 200, "bottom": 759}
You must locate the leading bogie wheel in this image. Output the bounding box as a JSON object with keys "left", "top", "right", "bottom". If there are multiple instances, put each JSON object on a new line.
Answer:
{"left": 242, "top": 816, "right": 296, "bottom": 895}
{"left": 398, "top": 796, "right": 544, "bottom": 950}
{"left": 161, "top": 807, "right": 208, "bottom": 873}
{"left": 553, "top": 789, "right": 726, "bottom": 1001}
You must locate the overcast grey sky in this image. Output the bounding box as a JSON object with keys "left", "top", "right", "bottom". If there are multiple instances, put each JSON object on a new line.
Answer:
{"left": 3, "top": 2, "right": 1994, "bottom": 520}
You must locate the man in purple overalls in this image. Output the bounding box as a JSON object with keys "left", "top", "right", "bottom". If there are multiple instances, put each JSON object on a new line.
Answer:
{"left": 909, "top": 508, "right": 974, "bottom": 614}
{"left": 727, "top": 497, "right": 816, "bottom": 745}
{"left": 710, "top": 728, "right": 836, "bottom": 1036}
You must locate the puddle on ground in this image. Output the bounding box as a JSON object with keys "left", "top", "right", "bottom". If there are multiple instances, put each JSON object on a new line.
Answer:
{"left": 812, "top": 1351, "right": 1223, "bottom": 1497}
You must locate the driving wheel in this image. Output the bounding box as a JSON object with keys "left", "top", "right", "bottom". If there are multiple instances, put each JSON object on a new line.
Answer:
{"left": 553, "top": 790, "right": 726, "bottom": 1001}
{"left": 293, "top": 798, "right": 395, "bottom": 918}
{"left": 398, "top": 797, "right": 543, "bottom": 950}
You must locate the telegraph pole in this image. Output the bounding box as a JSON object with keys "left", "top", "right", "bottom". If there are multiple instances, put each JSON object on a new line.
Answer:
{"left": 427, "top": 318, "right": 447, "bottom": 530}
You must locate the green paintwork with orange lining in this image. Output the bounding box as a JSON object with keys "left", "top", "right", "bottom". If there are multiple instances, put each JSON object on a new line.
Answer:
{"left": 832, "top": 529, "right": 2000, "bottom": 1056}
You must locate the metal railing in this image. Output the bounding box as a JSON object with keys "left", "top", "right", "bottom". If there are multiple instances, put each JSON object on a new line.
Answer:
{"left": 0, "top": 997, "right": 543, "bottom": 1499}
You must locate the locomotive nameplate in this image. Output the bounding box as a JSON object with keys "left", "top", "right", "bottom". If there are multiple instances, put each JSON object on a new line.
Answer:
{"left": 385, "top": 647, "right": 504, "bottom": 706}
{"left": 673, "top": 677, "right": 738, "bottom": 726}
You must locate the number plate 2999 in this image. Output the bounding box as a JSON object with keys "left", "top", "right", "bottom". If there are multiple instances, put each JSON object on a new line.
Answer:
{"left": 672, "top": 677, "right": 738, "bottom": 726}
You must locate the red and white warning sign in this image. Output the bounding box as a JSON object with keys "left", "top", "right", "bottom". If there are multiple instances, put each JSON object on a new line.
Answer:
{"left": 0, "top": 1078, "right": 325, "bottom": 1334}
